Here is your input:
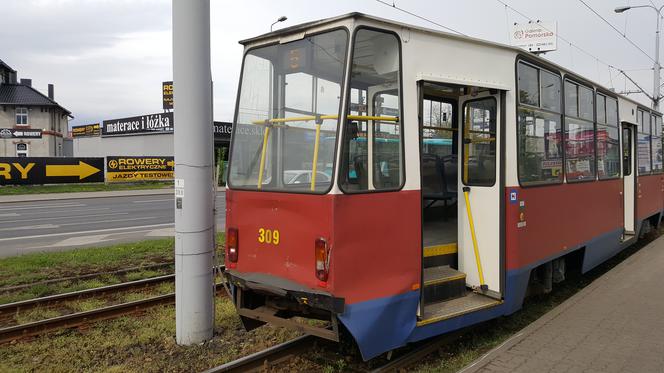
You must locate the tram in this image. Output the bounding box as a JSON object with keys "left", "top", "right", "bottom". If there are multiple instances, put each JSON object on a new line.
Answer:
{"left": 223, "top": 13, "right": 664, "bottom": 360}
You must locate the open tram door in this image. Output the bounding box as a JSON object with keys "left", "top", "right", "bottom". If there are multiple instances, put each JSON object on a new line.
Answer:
{"left": 622, "top": 122, "right": 636, "bottom": 237}
{"left": 417, "top": 81, "right": 503, "bottom": 324}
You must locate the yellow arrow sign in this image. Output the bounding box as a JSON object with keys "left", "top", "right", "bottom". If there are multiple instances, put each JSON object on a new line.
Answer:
{"left": 45, "top": 161, "right": 101, "bottom": 180}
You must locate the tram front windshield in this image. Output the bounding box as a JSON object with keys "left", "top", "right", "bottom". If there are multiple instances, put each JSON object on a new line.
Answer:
{"left": 228, "top": 29, "right": 348, "bottom": 193}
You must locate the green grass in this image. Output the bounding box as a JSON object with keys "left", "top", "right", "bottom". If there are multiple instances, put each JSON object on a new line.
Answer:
{"left": 0, "top": 238, "right": 175, "bottom": 289}
{"left": 0, "top": 181, "right": 173, "bottom": 196}
{"left": 0, "top": 298, "right": 299, "bottom": 373}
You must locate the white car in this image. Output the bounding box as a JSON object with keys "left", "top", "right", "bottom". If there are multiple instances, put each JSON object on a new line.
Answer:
{"left": 284, "top": 170, "right": 331, "bottom": 185}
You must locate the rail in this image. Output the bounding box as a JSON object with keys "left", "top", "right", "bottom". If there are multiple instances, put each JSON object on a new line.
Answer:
{"left": 0, "top": 266, "right": 225, "bottom": 344}
{"left": 201, "top": 335, "right": 316, "bottom": 373}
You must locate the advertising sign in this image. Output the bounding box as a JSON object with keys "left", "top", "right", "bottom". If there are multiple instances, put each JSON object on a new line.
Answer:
{"left": 163, "top": 81, "right": 173, "bottom": 110}
{"left": 510, "top": 21, "right": 557, "bottom": 53}
{"left": 213, "top": 121, "right": 232, "bottom": 141}
{"left": 106, "top": 156, "right": 174, "bottom": 182}
{"left": 71, "top": 123, "right": 101, "bottom": 138}
{"left": 102, "top": 112, "right": 174, "bottom": 137}
{"left": 0, "top": 128, "right": 42, "bottom": 139}
{"left": 0, "top": 157, "right": 104, "bottom": 185}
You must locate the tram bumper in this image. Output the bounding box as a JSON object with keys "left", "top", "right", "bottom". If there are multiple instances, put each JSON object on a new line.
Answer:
{"left": 224, "top": 270, "right": 345, "bottom": 341}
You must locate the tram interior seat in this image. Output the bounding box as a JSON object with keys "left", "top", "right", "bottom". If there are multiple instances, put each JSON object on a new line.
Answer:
{"left": 422, "top": 153, "right": 457, "bottom": 208}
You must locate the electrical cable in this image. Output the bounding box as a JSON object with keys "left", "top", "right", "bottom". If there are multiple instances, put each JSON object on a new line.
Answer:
{"left": 577, "top": 0, "right": 655, "bottom": 63}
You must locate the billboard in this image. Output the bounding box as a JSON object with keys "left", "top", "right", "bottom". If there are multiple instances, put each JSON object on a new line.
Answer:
{"left": 0, "top": 157, "right": 104, "bottom": 185}
{"left": 163, "top": 81, "right": 173, "bottom": 110}
{"left": 71, "top": 123, "right": 101, "bottom": 138}
{"left": 106, "top": 156, "right": 174, "bottom": 182}
{"left": 102, "top": 112, "right": 174, "bottom": 137}
{"left": 510, "top": 21, "right": 557, "bottom": 53}
{"left": 214, "top": 121, "right": 232, "bottom": 141}
{"left": 0, "top": 128, "right": 42, "bottom": 139}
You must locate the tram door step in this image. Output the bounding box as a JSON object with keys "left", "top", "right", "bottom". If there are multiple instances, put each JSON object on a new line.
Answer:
{"left": 423, "top": 265, "right": 466, "bottom": 304}
{"left": 423, "top": 243, "right": 458, "bottom": 269}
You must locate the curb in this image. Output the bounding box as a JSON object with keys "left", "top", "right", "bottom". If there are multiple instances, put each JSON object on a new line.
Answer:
{"left": 0, "top": 188, "right": 175, "bottom": 204}
{"left": 0, "top": 186, "right": 226, "bottom": 204}
{"left": 458, "top": 235, "right": 658, "bottom": 373}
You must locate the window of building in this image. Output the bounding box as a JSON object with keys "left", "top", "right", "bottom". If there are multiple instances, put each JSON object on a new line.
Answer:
{"left": 596, "top": 95, "right": 620, "bottom": 179}
{"left": 637, "top": 109, "right": 651, "bottom": 175}
{"left": 517, "top": 61, "right": 563, "bottom": 186}
{"left": 15, "top": 107, "right": 28, "bottom": 126}
{"left": 462, "top": 98, "right": 496, "bottom": 186}
{"left": 564, "top": 81, "right": 596, "bottom": 182}
{"left": 340, "top": 29, "right": 402, "bottom": 192}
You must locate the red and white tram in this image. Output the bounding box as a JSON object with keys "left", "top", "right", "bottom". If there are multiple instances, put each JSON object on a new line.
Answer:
{"left": 223, "top": 13, "right": 664, "bottom": 360}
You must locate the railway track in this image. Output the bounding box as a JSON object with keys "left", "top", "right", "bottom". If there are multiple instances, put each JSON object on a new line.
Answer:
{"left": 202, "top": 335, "right": 317, "bottom": 373}
{"left": 0, "top": 266, "right": 225, "bottom": 344}
{"left": 0, "top": 262, "right": 175, "bottom": 294}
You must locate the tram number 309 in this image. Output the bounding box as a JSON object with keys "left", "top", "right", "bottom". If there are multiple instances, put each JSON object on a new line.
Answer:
{"left": 257, "top": 228, "right": 280, "bottom": 245}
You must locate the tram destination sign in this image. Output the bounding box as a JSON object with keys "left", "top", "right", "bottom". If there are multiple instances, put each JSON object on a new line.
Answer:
{"left": 0, "top": 128, "right": 42, "bottom": 139}
{"left": 106, "top": 156, "right": 174, "bottom": 182}
{"left": 0, "top": 157, "right": 104, "bottom": 185}
{"left": 510, "top": 21, "right": 557, "bottom": 53}
{"left": 102, "top": 112, "right": 174, "bottom": 137}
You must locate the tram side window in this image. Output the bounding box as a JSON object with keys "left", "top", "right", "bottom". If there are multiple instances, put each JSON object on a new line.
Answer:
{"left": 597, "top": 95, "right": 620, "bottom": 180}
{"left": 517, "top": 61, "right": 563, "bottom": 186}
{"left": 637, "top": 110, "right": 651, "bottom": 175}
{"left": 463, "top": 98, "right": 496, "bottom": 186}
{"left": 340, "top": 29, "right": 402, "bottom": 192}
{"left": 564, "top": 81, "right": 596, "bottom": 182}
{"left": 652, "top": 115, "right": 663, "bottom": 173}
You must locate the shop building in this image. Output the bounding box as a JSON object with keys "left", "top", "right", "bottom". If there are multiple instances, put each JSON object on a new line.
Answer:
{"left": 0, "top": 59, "right": 72, "bottom": 157}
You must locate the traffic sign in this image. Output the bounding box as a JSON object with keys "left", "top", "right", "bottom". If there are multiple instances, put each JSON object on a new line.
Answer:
{"left": 0, "top": 157, "right": 104, "bottom": 185}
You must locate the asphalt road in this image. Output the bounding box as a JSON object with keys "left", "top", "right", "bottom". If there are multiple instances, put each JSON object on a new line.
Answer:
{"left": 0, "top": 192, "right": 225, "bottom": 257}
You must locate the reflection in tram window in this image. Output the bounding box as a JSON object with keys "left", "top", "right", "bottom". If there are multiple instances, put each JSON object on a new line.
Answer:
{"left": 462, "top": 98, "right": 496, "bottom": 186}
{"left": 517, "top": 61, "right": 563, "bottom": 186}
{"left": 228, "top": 29, "right": 348, "bottom": 193}
{"left": 637, "top": 110, "right": 652, "bottom": 175}
{"left": 597, "top": 95, "right": 620, "bottom": 180}
{"left": 518, "top": 109, "right": 563, "bottom": 185}
{"left": 340, "top": 28, "right": 402, "bottom": 192}
{"left": 564, "top": 81, "right": 596, "bottom": 182}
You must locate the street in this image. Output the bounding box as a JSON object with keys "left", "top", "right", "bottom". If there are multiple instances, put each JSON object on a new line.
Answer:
{"left": 0, "top": 192, "right": 225, "bottom": 257}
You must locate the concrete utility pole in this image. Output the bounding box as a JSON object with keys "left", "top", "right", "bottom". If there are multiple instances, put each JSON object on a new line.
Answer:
{"left": 172, "top": 0, "right": 215, "bottom": 345}
{"left": 616, "top": 4, "right": 664, "bottom": 110}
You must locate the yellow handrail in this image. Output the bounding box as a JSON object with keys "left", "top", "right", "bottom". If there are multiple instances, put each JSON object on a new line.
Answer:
{"left": 310, "top": 123, "right": 321, "bottom": 191}
{"left": 463, "top": 187, "right": 487, "bottom": 291}
{"left": 257, "top": 126, "right": 270, "bottom": 189}
{"left": 251, "top": 114, "right": 398, "bottom": 125}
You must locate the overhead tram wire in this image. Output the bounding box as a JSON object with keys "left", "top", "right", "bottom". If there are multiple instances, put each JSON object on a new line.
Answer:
{"left": 495, "top": 0, "right": 651, "bottom": 98}
{"left": 373, "top": 0, "right": 468, "bottom": 36}
{"left": 577, "top": 0, "right": 655, "bottom": 63}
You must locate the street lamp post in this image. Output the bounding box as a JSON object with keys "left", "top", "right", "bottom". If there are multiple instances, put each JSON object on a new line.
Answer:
{"left": 271, "top": 16, "right": 287, "bottom": 32}
{"left": 616, "top": 4, "right": 664, "bottom": 110}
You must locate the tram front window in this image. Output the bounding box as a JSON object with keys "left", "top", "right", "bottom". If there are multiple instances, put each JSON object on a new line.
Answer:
{"left": 228, "top": 29, "right": 348, "bottom": 193}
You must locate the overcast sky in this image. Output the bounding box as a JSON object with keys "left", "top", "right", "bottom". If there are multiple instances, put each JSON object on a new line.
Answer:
{"left": 2, "top": 0, "right": 662, "bottom": 127}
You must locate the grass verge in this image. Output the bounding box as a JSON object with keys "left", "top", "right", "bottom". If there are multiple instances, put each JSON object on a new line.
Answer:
{"left": 0, "top": 298, "right": 299, "bottom": 373}
{"left": 0, "top": 239, "right": 175, "bottom": 289}
{"left": 0, "top": 181, "right": 173, "bottom": 196}
{"left": 0, "top": 233, "right": 224, "bottom": 304}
